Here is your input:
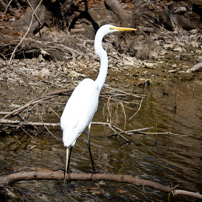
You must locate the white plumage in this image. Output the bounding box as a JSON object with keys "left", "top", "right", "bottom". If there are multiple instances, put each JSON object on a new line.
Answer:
{"left": 60, "top": 24, "right": 136, "bottom": 181}
{"left": 61, "top": 78, "right": 99, "bottom": 147}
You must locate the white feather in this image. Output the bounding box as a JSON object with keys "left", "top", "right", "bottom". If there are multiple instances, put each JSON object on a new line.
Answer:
{"left": 61, "top": 78, "right": 99, "bottom": 147}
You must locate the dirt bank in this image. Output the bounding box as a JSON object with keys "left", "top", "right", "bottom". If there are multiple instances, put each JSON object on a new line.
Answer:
{"left": 0, "top": 26, "right": 202, "bottom": 106}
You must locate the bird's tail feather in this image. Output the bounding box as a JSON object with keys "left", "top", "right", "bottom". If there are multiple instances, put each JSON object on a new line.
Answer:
{"left": 63, "top": 129, "right": 78, "bottom": 147}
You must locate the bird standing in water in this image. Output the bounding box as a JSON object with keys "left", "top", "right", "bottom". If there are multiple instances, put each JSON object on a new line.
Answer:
{"left": 60, "top": 24, "right": 136, "bottom": 181}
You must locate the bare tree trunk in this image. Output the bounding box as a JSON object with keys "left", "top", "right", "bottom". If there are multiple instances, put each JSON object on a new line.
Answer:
{"left": 104, "top": 0, "right": 131, "bottom": 27}
{"left": 132, "top": 0, "right": 143, "bottom": 27}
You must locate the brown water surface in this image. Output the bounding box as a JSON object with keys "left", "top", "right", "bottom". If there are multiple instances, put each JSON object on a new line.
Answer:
{"left": 0, "top": 66, "right": 202, "bottom": 202}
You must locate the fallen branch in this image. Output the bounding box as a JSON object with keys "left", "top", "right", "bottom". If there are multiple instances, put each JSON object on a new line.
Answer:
{"left": 123, "top": 126, "right": 153, "bottom": 134}
{"left": 105, "top": 86, "right": 145, "bottom": 98}
{"left": 0, "top": 171, "right": 201, "bottom": 200}
{"left": 0, "top": 119, "right": 60, "bottom": 127}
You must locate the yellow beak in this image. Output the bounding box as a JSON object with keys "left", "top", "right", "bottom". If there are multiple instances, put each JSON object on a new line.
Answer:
{"left": 113, "top": 27, "right": 137, "bottom": 32}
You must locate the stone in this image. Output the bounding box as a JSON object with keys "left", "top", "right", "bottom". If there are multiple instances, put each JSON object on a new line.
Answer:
{"left": 38, "top": 54, "right": 45, "bottom": 62}
{"left": 143, "top": 62, "right": 156, "bottom": 69}
{"left": 173, "top": 46, "right": 185, "bottom": 52}
{"left": 168, "top": 70, "right": 177, "bottom": 73}
{"left": 123, "top": 56, "right": 135, "bottom": 66}
{"left": 40, "top": 68, "right": 50, "bottom": 78}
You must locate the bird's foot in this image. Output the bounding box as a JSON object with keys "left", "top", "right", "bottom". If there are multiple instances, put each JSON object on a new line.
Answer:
{"left": 90, "top": 168, "right": 103, "bottom": 180}
{"left": 90, "top": 170, "right": 96, "bottom": 180}
{"left": 63, "top": 170, "right": 71, "bottom": 183}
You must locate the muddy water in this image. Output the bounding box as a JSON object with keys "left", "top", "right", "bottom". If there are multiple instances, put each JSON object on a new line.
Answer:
{"left": 0, "top": 73, "right": 202, "bottom": 201}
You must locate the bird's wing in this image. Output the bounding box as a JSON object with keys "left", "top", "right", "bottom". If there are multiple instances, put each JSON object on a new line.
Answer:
{"left": 61, "top": 78, "right": 99, "bottom": 147}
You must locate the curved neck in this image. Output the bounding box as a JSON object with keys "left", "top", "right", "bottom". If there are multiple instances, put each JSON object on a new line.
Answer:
{"left": 94, "top": 33, "right": 108, "bottom": 92}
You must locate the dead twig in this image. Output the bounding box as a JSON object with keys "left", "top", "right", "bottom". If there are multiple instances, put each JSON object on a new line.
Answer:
{"left": 100, "top": 94, "right": 137, "bottom": 109}
{"left": 105, "top": 86, "right": 145, "bottom": 98}
{"left": 124, "top": 126, "right": 153, "bottom": 134}
{"left": 20, "top": 126, "right": 33, "bottom": 138}
{"left": 27, "top": 0, "right": 41, "bottom": 25}
{"left": 48, "top": 107, "right": 61, "bottom": 119}
{"left": 8, "top": 0, "right": 43, "bottom": 64}
{"left": 128, "top": 97, "right": 144, "bottom": 122}
{"left": 2, "top": 0, "right": 13, "bottom": 14}
{"left": 0, "top": 112, "right": 10, "bottom": 115}
{"left": 0, "top": 119, "right": 60, "bottom": 127}
{"left": 142, "top": 131, "right": 188, "bottom": 137}
{"left": 120, "top": 101, "right": 126, "bottom": 130}
{"left": 43, "top": 123, "right": 61, "bottom": 141}
{"left": 107, "top": 96, "right": 112, "bottom": 124}
{"left": 92, "top": 121, "right": 129, "bottom": 142}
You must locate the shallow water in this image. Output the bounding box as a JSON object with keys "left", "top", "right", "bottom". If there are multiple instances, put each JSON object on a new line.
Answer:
{"left": 0, "top": 74, "right": 202, "bottom": 201}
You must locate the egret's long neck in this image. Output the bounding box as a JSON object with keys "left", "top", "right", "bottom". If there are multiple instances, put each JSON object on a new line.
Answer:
{"left": 94, "top": 32, "right": 108, "bottom": 92}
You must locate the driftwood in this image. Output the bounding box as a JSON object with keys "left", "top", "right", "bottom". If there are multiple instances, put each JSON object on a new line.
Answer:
{"left": 0, "top": 171, "right": 201, "bottom": 200}
{"left": 105, "top": 0, "right": 130, "bottom": 27}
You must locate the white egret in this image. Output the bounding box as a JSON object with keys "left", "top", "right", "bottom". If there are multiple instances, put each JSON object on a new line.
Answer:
{"left": 61, "top": 24, "right": 136, "bottom": 181}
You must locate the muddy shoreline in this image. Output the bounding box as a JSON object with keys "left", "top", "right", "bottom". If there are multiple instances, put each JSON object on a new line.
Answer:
{"left": 0, "top": 27, "right": 201, "bottom": 115}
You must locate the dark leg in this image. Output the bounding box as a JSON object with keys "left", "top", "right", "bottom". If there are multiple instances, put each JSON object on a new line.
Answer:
{"left": 88, "top": 123, "right": 96, "bottom": 173}
{"left": 67, "top": 146, "right": 73, "bottom": 171}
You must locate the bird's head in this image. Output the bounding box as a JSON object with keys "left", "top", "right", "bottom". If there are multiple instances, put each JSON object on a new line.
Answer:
{"left": 97, "top": 24, "right": 136, "bottom": 36}
{"left": 94, "top": 24, "right": 136, "bottom": 56}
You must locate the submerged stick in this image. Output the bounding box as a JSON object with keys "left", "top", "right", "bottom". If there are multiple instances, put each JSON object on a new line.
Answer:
{"left": 128, "top": 97, "right": 144, "bottom": 122}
